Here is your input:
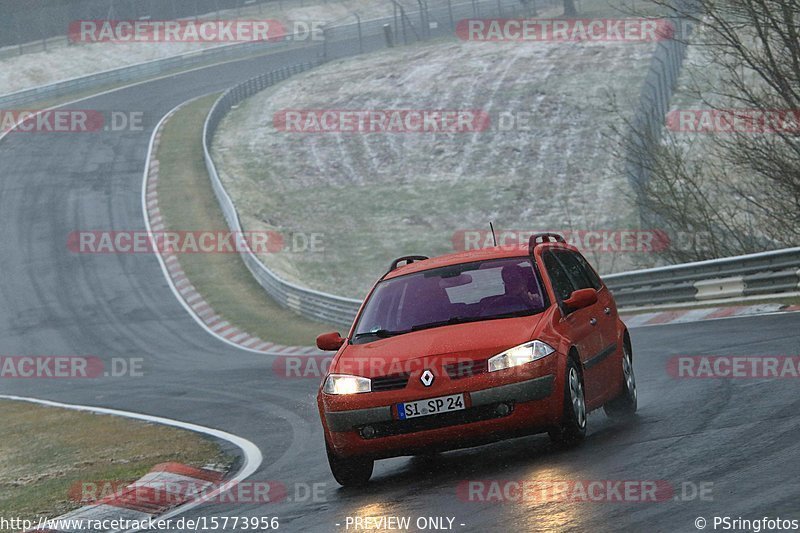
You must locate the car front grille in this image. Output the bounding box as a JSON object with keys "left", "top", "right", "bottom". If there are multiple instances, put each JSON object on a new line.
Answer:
{"left": 444, "top": 359, "right": 488, "bottom": 379}
{"left": 371, "top": 373, "right": 411, "bottom": 392}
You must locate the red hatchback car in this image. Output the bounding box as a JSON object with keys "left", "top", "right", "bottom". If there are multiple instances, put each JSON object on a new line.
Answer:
{"left": 316, "top": 233, "right": 637, "bottom": 486}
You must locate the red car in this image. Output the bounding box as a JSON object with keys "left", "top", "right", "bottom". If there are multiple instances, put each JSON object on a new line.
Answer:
{"left": 316, "top": 233, "right": 637, "bottom": 486}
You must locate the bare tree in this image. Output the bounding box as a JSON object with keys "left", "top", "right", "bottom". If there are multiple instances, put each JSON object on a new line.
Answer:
{"left": 620, "top": 0, "right": 800, "bottom": 261}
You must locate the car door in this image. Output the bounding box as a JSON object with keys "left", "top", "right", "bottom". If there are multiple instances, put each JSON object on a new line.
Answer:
{"left": 570, "top": 251, "right": 618, "bottom": 351}
{"left": 568, "top": 250, "right": 624, "bottom": 401}
{"left": 552, "top": 249, "right": 619, "bottom": 404}
{"left": 542, "top": 249, "right": 605, "bottom": 405}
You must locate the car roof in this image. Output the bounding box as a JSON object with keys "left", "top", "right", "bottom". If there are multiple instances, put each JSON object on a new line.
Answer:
{"left": 383, "top": 242, "right": 579, "bottom": 279}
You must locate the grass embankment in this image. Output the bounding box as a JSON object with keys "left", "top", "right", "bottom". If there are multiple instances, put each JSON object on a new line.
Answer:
{"left": 156, "top": 94, "right": 338, "bottom": 346}
{"left": 213, "top": 37, "right": 656, "bottom": 297}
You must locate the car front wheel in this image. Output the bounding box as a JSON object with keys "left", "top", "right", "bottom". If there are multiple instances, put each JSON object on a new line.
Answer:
{"left": 549, "top": 357, "right": 587, "bottom": 447}
{"left": 326, "top": 441, "right": 374, "bottom": 487}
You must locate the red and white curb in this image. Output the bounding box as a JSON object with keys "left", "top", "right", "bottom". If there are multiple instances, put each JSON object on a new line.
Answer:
{"left": 142, "top": 100, "right": 322, "bottom": 357}
{"left": 621, "top": 303, "right": 800, "bottom": 328}
{"left": 28, "top": 463, "right": 226, "bottom": 533}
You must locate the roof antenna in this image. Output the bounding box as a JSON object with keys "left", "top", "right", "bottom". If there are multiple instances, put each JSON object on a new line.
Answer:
{"left": 489, "top": 221, "right": 498, "bottom": 247}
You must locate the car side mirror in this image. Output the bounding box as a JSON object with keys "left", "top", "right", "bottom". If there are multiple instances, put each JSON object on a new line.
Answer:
{"left": 563, "top": 288, "right": 598, "bottom": 310}
{"left": 316, "top": 332, "right": 345, "bottom": 351}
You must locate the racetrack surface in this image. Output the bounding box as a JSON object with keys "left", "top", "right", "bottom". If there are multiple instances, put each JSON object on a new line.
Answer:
{"left": 0, "top": 40, "right": 798, "bottom": 533}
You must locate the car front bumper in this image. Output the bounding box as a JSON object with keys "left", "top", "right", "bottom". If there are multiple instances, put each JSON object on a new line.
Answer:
{"left": 321, "top": 373, "right": 561, "bottom": 459}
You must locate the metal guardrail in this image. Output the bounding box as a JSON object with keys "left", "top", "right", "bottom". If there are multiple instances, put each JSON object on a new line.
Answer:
{"left": 604, "top": 248, "right": 800, "bottom": 307}
{"left": 204, "top": 62, "right": 363, "bottom": 329}
{"left": 625, "top": 0, "right": 699, "bottom": 195}
{"left": 0, "top": 33, "right": 317, "bottom": 109}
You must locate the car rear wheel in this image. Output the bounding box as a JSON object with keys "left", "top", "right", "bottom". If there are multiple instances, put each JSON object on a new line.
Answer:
{"left": 604, "top": 340, "right": 637, "bottom": 419}
{"left": 549, "top": 357, "right": 587, "bottom": 447}
{"left": 326, "top": 441, "right": 374, "bottom": 487}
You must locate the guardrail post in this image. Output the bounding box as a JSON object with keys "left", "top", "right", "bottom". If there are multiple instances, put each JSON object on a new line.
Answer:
{"left": 355, "top": 13, "right": 363, "bottom": 53}
{"left": 38, "top": 7, "right": 48, "bottom": 52}
{"left": 393, "top": 3, "right": 399, "bottom": 43}
{"left": 415, "top": 0, "right": 429, "bottom": 39}
{"left": 383, "top": 23, "right": 394, "bottom": 47}
{"left": 400, "top": 8, "right": 410, "bottom": 44}
{"left": 447, "top": 0, "right": 454, "bottom": 28}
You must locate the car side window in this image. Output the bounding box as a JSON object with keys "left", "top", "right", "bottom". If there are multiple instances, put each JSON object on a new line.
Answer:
{"left": 543, "top": 251, "right": 575, "bottom": 303}
{"left": 571, "top": 252, "right": 603, "bottom": 290}
{"left": 553, "top": 250, "right": 595, "bottom": 291}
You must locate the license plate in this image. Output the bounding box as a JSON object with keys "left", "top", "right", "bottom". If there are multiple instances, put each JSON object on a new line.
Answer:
{"left": 397, "top": 394, "right": 465, "bottom": 420}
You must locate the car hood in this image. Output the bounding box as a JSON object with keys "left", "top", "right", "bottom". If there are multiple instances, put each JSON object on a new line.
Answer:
{"left": 334, "top": 314, "right": 544, "bottom": 378}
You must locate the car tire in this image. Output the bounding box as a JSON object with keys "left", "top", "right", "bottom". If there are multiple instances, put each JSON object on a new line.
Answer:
{"left": 326, "top": 441, "right": 374, "bottom": 487}
{"left": 603, "top": 339, "right": 637, "bottom": 419}
{"left": 549, "top": 356, "right": 587, "bottom": 447}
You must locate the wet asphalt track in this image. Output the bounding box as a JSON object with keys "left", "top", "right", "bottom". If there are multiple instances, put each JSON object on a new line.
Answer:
{"left": 0, "top": 40, "right": 798, "bottom": 533}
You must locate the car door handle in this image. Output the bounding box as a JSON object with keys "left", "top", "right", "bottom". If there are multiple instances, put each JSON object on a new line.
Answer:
{"left": 604, "top": 307, "right": 611, "bottom": 315}
{"left": 590, "top": 318, "right": 598, "bottom": 326}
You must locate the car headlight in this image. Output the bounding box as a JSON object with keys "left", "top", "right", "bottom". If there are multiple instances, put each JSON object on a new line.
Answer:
{"left": 323, "top": 374, "right": 372, "bottom": 394}
{"left": 488, "top": 340, "right": 555, "bottom": 372}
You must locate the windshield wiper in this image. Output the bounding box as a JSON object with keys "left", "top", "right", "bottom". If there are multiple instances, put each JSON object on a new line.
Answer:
{"left": 353, "top": 329, "right": 404, "bottom": 339}
{"left": 410, "top": 316, "right": 476, "bottom": 332}
{"left": 355, "top": 316, "right": 486, "bottom": 339}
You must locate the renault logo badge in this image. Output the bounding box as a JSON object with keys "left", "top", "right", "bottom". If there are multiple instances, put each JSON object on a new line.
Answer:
{"left": 420, "top": 370, "right": 434, "bottom": 387}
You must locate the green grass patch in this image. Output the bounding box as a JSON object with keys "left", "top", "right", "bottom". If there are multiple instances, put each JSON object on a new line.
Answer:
{"left": 156, "top": 94, "right": 338, "bottom": 346}
{"left": 0, "top": 400, "right": 227, "bottom": 532}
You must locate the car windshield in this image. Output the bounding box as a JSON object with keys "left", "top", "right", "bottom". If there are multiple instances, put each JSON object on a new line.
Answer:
{"left": 352, "top": 257, "right": 546, "bottom": 342}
